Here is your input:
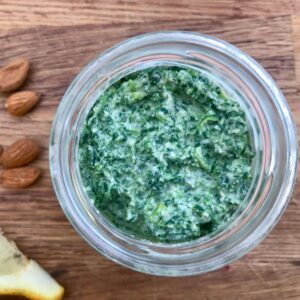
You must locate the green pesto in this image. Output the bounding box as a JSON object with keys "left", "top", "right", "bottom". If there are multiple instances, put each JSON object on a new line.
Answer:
{"left": 79, "top": 66, "right": 254, "bottom": 243}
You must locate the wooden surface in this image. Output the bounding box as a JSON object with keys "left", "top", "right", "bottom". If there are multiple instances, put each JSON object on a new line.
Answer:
{"left": 0, "top": 1, "right": 300, "bottom": 300}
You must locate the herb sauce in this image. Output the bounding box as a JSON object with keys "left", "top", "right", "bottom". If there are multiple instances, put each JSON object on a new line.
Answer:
{"left": 79, "top": 66, "right": 254, "bottom": 243}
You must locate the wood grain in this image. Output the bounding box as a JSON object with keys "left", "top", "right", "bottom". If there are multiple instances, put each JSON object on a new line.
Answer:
{"left": 0, "top": 0, "right": 296, "bottom": 30}
{"left": 0, "top": 3, "right": 300, "bottom": 300}
{"left": 292, "top": 15, "right": 300, "bottom": 86}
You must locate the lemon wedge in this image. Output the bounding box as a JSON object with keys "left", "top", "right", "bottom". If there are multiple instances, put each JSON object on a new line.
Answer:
{"left": 0, "top": 231, "right": 64, "bottom": 300}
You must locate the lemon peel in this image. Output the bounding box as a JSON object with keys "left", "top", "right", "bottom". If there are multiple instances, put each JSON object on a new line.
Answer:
{"left": 0, "top": 231, "right": 64, "bottom": 300}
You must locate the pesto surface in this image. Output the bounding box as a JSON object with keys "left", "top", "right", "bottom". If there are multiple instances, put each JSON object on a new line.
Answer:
{"left": 79, "top": 66, "right": 254, "bottom": 243}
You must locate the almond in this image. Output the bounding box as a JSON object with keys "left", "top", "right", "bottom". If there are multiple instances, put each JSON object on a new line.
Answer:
{"left": 0, "top": 58, "right": 30, "bottom": 93}
{"left": 0, "top": 138, "right": 40, "bottom": 168}
{"left": 6, "top": 91, "right": 40, "bottom": 116}
{"left": 0, "top": 166, "right": 41, "bottom": 188}
{"left": 0, "top": 145, "right": 3, "bottom": 158}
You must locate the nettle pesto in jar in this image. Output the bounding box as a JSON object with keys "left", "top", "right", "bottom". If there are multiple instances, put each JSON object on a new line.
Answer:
{"left": 79, "top": 66, "right": 254, "bottom": 243}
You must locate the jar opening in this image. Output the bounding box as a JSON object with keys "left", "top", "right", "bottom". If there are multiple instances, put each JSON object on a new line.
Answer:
{"left": 50, "top": 31, "right": 297, "bottom": 276}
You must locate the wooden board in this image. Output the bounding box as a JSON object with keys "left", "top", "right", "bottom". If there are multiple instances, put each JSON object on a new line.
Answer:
{"left": 0, "top": 10, "right": 300, "bottom": 300}
{"left": 0, "top": 0, "right": 296, "bottom": 30}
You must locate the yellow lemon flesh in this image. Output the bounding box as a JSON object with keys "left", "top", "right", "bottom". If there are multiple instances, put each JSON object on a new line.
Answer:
{"left": 0, "top": 231, "right": 64, "bottom": 300}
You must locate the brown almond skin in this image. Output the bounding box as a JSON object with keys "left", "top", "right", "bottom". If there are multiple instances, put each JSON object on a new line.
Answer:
{"left": 0, "top": 166, "right": 41, "bottom": 188}
{"left": 6, "top": 91, "right": 40, "bottom": 116}
{"left": 0, "top": 58, "right": 30, "bottom": 93}
{"left": 0, "top": 138, "right": 40, "bottom": 169}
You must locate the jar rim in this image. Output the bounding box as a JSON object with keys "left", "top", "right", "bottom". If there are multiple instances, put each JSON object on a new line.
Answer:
{"left": 50, "top": 31, "right": 298, "bottom": 276}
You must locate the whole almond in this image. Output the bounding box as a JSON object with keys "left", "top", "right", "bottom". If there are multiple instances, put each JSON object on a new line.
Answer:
{"left": 0, "top": 139, "right": 40, "bottom": 168}
{"left": 0, "top": 166, "right": 41, "bottom": 188}
{"left": 6, "top": 91, "right": 40, "bottom": 116}
{"left": 0, "top": 58, "right": 30, "bottom": 93}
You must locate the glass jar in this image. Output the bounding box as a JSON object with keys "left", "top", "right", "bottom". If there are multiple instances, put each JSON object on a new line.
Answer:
{"left": 49, "top": 31, "right": 298, "bottom": 276}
